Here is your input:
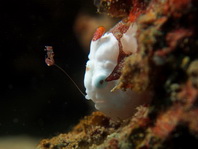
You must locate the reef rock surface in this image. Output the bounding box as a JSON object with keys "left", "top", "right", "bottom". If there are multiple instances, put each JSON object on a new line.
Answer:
{"left": 37, "top": 0, "right": 198, "bottom": 148}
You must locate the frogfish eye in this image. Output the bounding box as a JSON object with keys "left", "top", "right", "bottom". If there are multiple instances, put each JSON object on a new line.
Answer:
{"left": 93, "top": 75, "right": 107, "bottom": 88}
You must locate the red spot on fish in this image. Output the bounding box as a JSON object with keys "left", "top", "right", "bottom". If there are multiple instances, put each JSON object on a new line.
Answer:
{"left": 92, "top": 26, "right": 106, "bottom": 41}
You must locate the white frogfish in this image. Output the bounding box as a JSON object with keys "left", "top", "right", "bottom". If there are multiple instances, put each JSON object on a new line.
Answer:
{"left": 84, "top": 21, "right": 151, "bottom": 120}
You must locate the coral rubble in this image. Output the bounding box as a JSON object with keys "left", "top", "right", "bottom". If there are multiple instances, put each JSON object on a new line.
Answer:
{"left": 37, "top": 0, "right": 198, "bottom": 148}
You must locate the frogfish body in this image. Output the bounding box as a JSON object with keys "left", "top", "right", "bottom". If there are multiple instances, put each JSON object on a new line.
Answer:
{"left": 84, "top": 21, "right": 151, "bottom": 120}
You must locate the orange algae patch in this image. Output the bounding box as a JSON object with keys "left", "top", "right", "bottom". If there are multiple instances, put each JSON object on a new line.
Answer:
{"left": 86, "top": 66, "right": 90, "bottom": 71}
{"left": 128, "top": 0, "right": 148, "bottom": 22}
{"left": 168, "top": 0, "right": 191, "bottom": 10}
{"left": 155, "top": 28, "right": 193, "bottom": 57}
{"left": 163, "top": 0, "right": 192, "bottom": 17}
{"left": 152, "top": 105, "right": 183, "bottom": 138}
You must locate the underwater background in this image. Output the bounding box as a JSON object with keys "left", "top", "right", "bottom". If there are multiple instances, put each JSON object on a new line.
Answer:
{"left": 0, "top": 0, "right": 105, "bottom": 147}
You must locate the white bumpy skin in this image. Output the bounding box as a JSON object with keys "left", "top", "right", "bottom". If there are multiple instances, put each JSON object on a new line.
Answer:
{"left": 84, "top": 22, "right": 151, "bottom": 120}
